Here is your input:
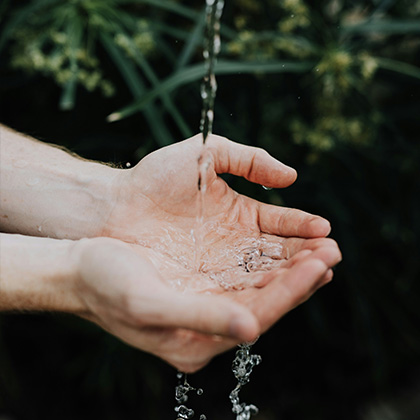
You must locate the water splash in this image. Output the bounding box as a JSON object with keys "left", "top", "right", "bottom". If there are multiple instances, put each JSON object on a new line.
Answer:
{"left": 139, "top": 222, "right": 289, "bottom": 292}
{"left": 229, "top": 344, "right": 262, "bottom": 420}
{"left": 175, "top": 372, "right": 205, "bottom": 420}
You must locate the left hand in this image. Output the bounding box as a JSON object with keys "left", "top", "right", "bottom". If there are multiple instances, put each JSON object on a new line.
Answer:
{"left": 102, "top": 134, "right": 333, "bottom": 276}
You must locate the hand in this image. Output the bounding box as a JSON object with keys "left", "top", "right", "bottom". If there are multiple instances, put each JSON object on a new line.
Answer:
{"left": 74, "top": 236, "right": 341, "bottom": 373}
{"left": 102, "top": 134, "right": 334, "bottom": 280}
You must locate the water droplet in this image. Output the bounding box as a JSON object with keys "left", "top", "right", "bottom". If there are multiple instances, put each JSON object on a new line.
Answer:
{"left": 37, "top": 225, "right": 42, "bottom": 233}
{"left": 196, "top": 388, "right": 203, "bottom": 395}
{"left": 262, "top": 185, "right": 272, "bottom": 190}
{"left": 26, "top": 178, "right": 39, "bottom": 186}
{"left": 125, "top": 162, "right": 131, "bottom": 168}
{"left": 200, "top": 415, "right": 207, "bottom": 420}
{"left": 297, "top": 96, "right": 301, "bottom": 100}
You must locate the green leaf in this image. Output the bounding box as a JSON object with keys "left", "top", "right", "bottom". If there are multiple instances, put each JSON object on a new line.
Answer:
{"left": 121, "top": 0, "right": 199, "bottom": 20}
{"left": 0, "top": 0, "right": 63, "bottom": 52}
{"left": 375, "top": 57, "right": 420, "bottom": 81}
{"left": 123, "top": 32, "right": 192, "bottom": 137}
{"left": 176, "top": 6, "right": 206, "bottom": 70}
{"left": 108, "top": 59, "right": 315, "bottom": 122}
{"left": 59, "top": 12, "right": 83, "bottom": 110}
{"left": 342, "top": 20, "right": 420, "bottom": 35}
{"left": 101, "top": 32, "right": 175, "bottom": 146}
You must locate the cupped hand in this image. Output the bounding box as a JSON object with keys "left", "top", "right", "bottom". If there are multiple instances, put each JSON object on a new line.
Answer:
{"left": 105, "top": 134, "right": 332, "bottom": 240}
{"left": 103, "top": 134, "right": 332, "bottom": 273}
{"left": 74, "top": 236, "right": 341, "bottom": 373}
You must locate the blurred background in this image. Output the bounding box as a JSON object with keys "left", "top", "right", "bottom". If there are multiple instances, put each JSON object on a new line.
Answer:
{"left": 1, "top": 0, "right": 420, "bottom": 419}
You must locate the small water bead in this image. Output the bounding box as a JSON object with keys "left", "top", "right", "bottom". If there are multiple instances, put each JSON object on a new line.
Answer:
{"left": 262, "top": 185, "right": 272, "bottom": 190}
{"left": 125, "top": 162, "right": 131, "bottom": 168}
{"left": 175, "top": 405, "right": 194, "bottom": 419}
{"left": 196, "top": 388, "right": 204, "bottom": 396}
{"left": 199, "top": 416, "right": 207, "bottom": 420}
{"left": 246, "top": 256, "right": 274, "bottom": 272}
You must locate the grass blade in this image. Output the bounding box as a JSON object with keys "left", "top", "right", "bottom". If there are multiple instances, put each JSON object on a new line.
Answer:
{"left": 375, "top": 57, "right": 420, "bottom": 81}
{"left": 101, "top": 32, "right": 174, "bottom": 146}
{"left": 176, "top": 6, "right": 206, "bottom": 70}
{"left": 108, "top": 59, "right": 315, "bottom": 121}
{"left": 342, "top": 20, "right": 420, "bottom": 35}
{"left": 0, "top": 0, "right": 63, "bottom": 52}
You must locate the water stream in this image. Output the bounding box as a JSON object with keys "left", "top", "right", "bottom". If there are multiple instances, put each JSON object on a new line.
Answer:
{"left": 175, "top": 1, "right": 265, "bottom": 419}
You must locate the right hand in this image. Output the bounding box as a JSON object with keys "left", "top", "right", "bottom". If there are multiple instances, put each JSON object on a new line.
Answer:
{"left": 73, "top": 236, "right": 341, "bottom": 373}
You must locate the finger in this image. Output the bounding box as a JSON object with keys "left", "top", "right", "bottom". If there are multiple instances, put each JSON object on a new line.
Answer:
{"left": 255, "top": 201, "right": 331, "bottom": 237}
{"left": 251, "top": 258, "right": 329, "bottom": 331}
{"left": 208, "top": 134, "right": 297, "bottom": 188}
{"left": 283, "top": 237, "right": 342, "bottom": 266}
{"left": 142, "top": 291, "right": 260, "bottom": 343}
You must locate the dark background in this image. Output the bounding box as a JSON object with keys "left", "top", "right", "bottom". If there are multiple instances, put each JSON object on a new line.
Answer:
{"left": 1, "top": 1, "right": 420, "bottom": 419}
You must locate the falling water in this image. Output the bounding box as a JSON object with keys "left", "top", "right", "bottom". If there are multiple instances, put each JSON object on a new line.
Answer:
{"left": 176, "top": 2, "right": 226, "bottom": 418}
{"left": 200, "top": 0, "right": 224, "bottom": 144}
{"left": 176, "top": 1, "right": 264, "bottom": 419}
{"left": 229, "top": 343, "right": 261, "bottom": 420}
{"left": 175, "top": 372, "right": 206, "bottom": 420}
{"left": 194, "top": 0, "right": 224, "bottom": 270}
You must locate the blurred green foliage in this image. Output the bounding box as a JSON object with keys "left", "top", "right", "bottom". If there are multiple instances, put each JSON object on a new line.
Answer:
{"left": 1, "top": 1, "right": 420, "bottom": 419}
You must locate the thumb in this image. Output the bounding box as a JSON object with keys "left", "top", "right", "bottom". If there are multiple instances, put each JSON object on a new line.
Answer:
{"left": 208, "top": 134, "right": 297, "bottom": 188}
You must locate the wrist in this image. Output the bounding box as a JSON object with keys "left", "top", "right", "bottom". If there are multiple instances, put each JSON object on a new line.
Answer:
{"left": 0, "top": 125, "right": 123, "bottom": 239}
{"left": 0, "top": 234, "right": 88, "bottom": 315}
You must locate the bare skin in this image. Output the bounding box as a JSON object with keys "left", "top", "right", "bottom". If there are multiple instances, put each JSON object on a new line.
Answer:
{"left": 0, "top": 128, "right": 341, "bottom": 372}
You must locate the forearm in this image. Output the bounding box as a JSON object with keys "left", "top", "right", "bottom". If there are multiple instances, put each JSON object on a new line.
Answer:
{"left": 0, "top": 233, "right": 86, "bottom": 313}
{"left": 0, "top": 124, "right": 121, "bottom": 239}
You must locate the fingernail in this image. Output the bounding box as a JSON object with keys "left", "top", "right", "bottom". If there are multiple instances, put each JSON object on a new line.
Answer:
{"left": 310, "top": 218, "right": 331, "bottom": 236}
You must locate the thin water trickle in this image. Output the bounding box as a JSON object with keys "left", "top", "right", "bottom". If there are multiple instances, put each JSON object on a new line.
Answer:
{"left": 194, "top": 0, "right": 225, "bottom": 272}
{"left": 199, "top": 0, "right": 224, "bottom": 144}
{"left": 174, "top": 1, "right": 266, "bottom": 418}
